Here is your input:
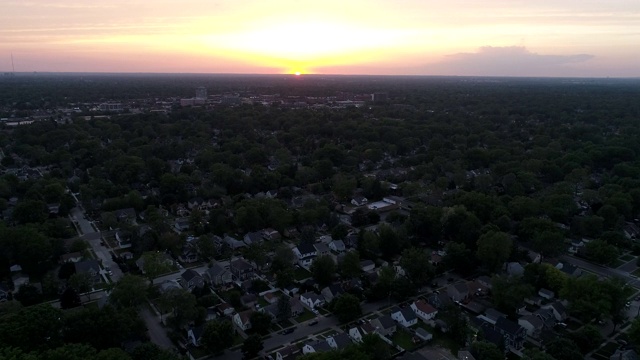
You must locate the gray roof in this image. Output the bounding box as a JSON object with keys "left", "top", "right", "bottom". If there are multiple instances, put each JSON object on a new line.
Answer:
{"left": 330, "top": 240, "right": 346, "bottom": 250}
{"left": 330, "top": 333, "right": 352, "bottom": 349}
{"left": 313, "top": 243, "right": 330, "bottom": 253}
{"left": 205, "top": 264, "right": 228, "bottom": 278}
{"left": 376, "top": 315, "right": 395, "bottom": 329}
{"left": 308, "top": 340, "right": 332, "bottom": 352}
{"left": 74, "top": 259, "right": 100, "bottom": 274}
{"left": 181, "top": 269, "right": 201, "bottom": 282}
{"left": 496, "top": 317, "right": 524, "bottom": 336}
{"left": 520, "top": 315, "right": 543, "bottom": 328}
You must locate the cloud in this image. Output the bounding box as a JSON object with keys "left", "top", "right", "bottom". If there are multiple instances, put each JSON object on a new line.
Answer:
{"left": 426, "top": 46, "right": 595, "bottom": 77}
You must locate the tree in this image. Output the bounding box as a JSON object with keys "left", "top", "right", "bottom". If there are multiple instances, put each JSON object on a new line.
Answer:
{"left": 249, "top": 311, "right": 272, "bottom": 335}
{"left": 522, "top": 349, "right": 557, "bottom": 360}
{"left": 140, "top": 251, "right": 172, "bottom": 284}
{"left": 340, "top": 251, "right": 361, "bottom": 279}
{"left": 332, "top": 293, "right": 362, "bottom": 323}
{"left": 310, "top": 255, "right": 336, "bottom": 287}
{"left": 476, "top": 231, "right": 512, "bottom": 272}
{"left": 241, "top": 334, "right": 263, "bottom": 359}
{"left": 109, "top": 274, "right": 148, "bottom": 309}
{"left": 471, "top": 341, "right": 503, "bottom": 360}
{"left": 60, "top": 287, "right": 81, "bottom": 309}
{"left": 568, "top": 324, "right": 602, "bottom": 354}
{"left": 360, "top": 334, "right": 391, "bottom": 360}
{"left": 14, "top": 284, "right": 43, "bottom": 306}
{"left": 628, "top": 318, "right": 640, "bottom": 346}
{"left": 584, "top": 239, "right": 619, "bottom": 265}
{"left": 156, "top": 288, "right": 200, "bottom": 329}
{"left": 443, "top": 242, "right": 476, "bottom": 276}
{"left": 399, "top": 247, "right": 433, "bottom": 286}
{"left": 544, "top": 338, "right": 582, "bottom": 360}
{"left": 531, "top": 230, "right": 565, "bottom": 257}
{"left": 277, "top": 295, "right": 292, "bottom": 322}
{"left": 201, "top": 320, "right": 234, "bottom": 354}
{"left": 491, "top": 275, "right": 534, "bottom": 316}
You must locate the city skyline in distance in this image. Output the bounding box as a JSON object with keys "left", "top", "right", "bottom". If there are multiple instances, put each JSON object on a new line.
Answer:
{"left": 1, "top": 0, "right": 639, "bottom": 77}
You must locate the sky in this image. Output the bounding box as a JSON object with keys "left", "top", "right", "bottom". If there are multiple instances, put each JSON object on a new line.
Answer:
{"left": 1, "top": 0, "right": 639, "bottom": 77}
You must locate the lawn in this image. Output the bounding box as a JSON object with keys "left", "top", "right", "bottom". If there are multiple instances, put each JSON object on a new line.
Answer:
{"left": 391, "top": 329, "right": 415, "bottom": 351}
{"left": 621, "top": 254, "right": 635, "bottom": 261}
{"left": 632, "top": 268, "right": 640, "bottom": 277}
{"left": 294, "top": 267, "right": 311, "bottom": 281}
{"left": 278, "top": 319, "right": 294, "bottom": 328}
{"left": 613, "top": 259, "right": 626, "bottom": 268}
{"left": 295, "top": 309, "right": 316, "bottom": 322}
{"left": 188, "top": 346, "right": 210, "bottom": 360}
{"left": 592, "top": 342, "right": 619, "bottom": 360}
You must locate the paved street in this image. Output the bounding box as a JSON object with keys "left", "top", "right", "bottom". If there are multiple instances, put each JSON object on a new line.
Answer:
{"left": 141, "top": 307, "right": 175, "bottom": 350}
{"left": 560, "top": 254, "right": 640, "bottom": 289}
{"left": 70, "top": 206, "right": 123, "bottom": 282}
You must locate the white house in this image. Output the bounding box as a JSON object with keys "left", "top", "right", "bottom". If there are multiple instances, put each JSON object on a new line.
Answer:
{"left": 411, "top": 300, "right": 438, "bottom": 323}
{"left": 302, "top": 340, "right": 333, "bottom": 354}
{"left": 294, "top": 243, "right": 318, "bottom": 268}
{"left": 327, "top": 333, "right": 352, "bottom": 350}
{"left": 351, "top": 196, "right": 368, "bottom": 206}
{"left": 391, "top": 307, "right": 418, "bottom": 327}
{"left": 329, "top": 240, "right": 346, "bottom": 253}
{"left": 518, "top": 315, "right": 544, "bottom": 338}
{"left": 300, "top": 292, "right": 325, "bottom": 309}
{"left": 360, "top": 260, "right": 375, "bottom": 272}
{"left": 348, "top": 323, "right": 377, "bottom": 343}
{"left": 538, "top": 288, "right": 554, "bottom": 300}
{"left": 187, "top": 326, "right": 204, "bottom": 346}
{"left": 233, "top": 310, "right": 254, "bottom": 331}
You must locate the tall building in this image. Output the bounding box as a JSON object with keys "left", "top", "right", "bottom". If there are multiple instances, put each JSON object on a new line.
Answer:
{"left": 196, "top": 87, "right": 207, "bottom": 100}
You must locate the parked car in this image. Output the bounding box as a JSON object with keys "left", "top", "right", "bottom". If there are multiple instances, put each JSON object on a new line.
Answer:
{"left": 280, "top": 327, "right": 296, "bottom": 335}
{"left": 308, "top": 319, "right": 318, "bottom": 326}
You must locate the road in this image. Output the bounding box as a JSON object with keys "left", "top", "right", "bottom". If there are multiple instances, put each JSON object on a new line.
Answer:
{"left": 141, "top": 307, "right": 175, "bottom": 350}
{"left": 560, "top": 255, "right": 640, "bottom": 289}
{"left": 70, "top": 206, "right": 123, "bottom": 282}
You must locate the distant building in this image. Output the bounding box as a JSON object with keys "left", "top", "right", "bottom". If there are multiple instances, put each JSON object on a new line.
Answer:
{"left": 99, "top": 103, "right": 123, "bottom": 112}
{"left": 371, "top": 92, "right": 388, "bottom": 102}
{"left": 195, "top": 87, "right": 207, "bottom": 100}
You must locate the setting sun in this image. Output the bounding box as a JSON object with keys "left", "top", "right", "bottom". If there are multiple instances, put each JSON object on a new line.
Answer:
{"left": 294, "top": 72, "right": 301, "bottom": 76}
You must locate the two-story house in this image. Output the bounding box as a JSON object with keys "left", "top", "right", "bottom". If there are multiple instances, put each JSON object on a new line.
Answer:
{"left": 294, "top": 243, "right": 317, "bottom": 268}
{"left": 370, "top": 315, "right": 396, "bottom": 337}
{"left": 300, "top": 292, "right": 325, "bottom": 309}
{"left": 391, "top": 307, "right": 418, "bottom": 327}
{"left": 495, "top": 317, "right": 526, "bottom": 351}
{"left": 204, "top": 264, "right": 233, "bottom": 286}
{"left": 233, "top": 309, "right": 254, "bottom": 331}
{"left": 411, "top": 300, "right": 438, "bottom": 323}
{"left": 180, "top": 269, "right": 205, "bottom": 291}
{"left": 230, "top": 258, "right": 255, "bottom": 281}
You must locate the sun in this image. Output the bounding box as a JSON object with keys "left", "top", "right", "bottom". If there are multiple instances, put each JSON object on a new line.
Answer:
{"left": 294, "top": 71, "right": 301, "bottom": 76}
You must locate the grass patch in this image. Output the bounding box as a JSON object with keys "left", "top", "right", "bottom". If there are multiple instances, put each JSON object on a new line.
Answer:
{"left": 391, "top": 329, "right": 414, "bottom": 350}
{"left": 431, "top": 329, "right": 460, "bottom": 354}
{"left": 621, "top": 254, "right": 635, "bottom": 261}
{"left": 233, "top": 333, "right": 244, "bottom": 346}
{"left": 294, "top": 267, "right": 311, "bottom": 281}
{"left": 188, "top": 346, "right": 210, "bottom": 359}
{"left": 295, "top": 309, "right": 316, "bottom": 323}
{"left": 632, "top": 268, "right": 640, "bottom": 277}
{"left": 613, "top": 259, "right": 626, "bottom": 268}
{"left": 592, "top": 342, "right": 619, "bottom": 360}
{"left": 278, "top": 319, "right": 294, "bottom": 328}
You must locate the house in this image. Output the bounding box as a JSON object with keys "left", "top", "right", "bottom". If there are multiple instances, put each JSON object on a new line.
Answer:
{"left": 284, "top": 285, "right": 299, "bottom": 297}
{"left": 262, "top": 228, "right": 281, "bottom": 241}
{"left": 518, "top": 315, "right": 544, "bottom": 338}
{"left": 609, "top": 349, "right": 638, "bottom": 360}
{"left": 526, "top": 250, "right": 542, "bottom": 264}
{"left": 458, "top": 350, "right": 477, "bottom": 360}
{"left": 261, "top": 303, "right": 279, "bottom": 319}
{"left": 0, "top": 284, "right": 9, "bottom": 302}
{"left": 158, "top": 280, "right": 182, "bottom": 294}
{"left": 414, "top": 327, "right": 433, "bottom": 341}
{"left": 534, "top": 308, "right": 556, "bottom": 329}
{"left": 300, "top": 292, "right": 325, "bottom": 309}
{"left": 327, "top": 333, "right": 352, "bottom": 350}
{"left": 360, "top": 260, "right": 375, "bottom": 272}
{"left": 290, "top": 297, "right": 304, "bottom": 316}
{"left": 230, "top": 258, "right": 254, "bottom": 281}
{"left": 114, "top": 208, "right": 136, "bottom": 223}
{"left": 115, "top": 230, "right": 132, "bottom": 248}
{"left": 542, "top": 301, "right": 568, "bottom": 322}
{"left": 478, "top": 308, "right": 506, "bottom": 325}
{"left": 624, "top": 223, "right": 640, "bottom": 239}
{"left": 391, "top": 307, "right": 418, "bottom": 327}
{"left": 276, "top": 345, "right": 300, "bottom": 360}
{"left": 187, "top": 326, "right": 204, "bottom": 346}
{"left": 180, "top": 269, "right": 205, "bottom": 291}
{"left": 538, "top": 288, "right": 554, "bottom": 300}
{"left": 447, "top": 283, "right": 469, "bottom": 302}
{"left": 495, "top": 317, "right": 526, "bottom": 351}
{"left": 302, "top": 340, "right": 333, "bottom": 355}
{"left": 370, "top": 315, "right": 396, "bottom": 336}
{"left": 313, "top": 243, "right": 330, "bottom": 256}
{"left": 294, "top": 243, "right": 318, "bottom": 268}
{"left": 74, "top": 259, "right": 102, "bottom": 284}
{"left": 348, "top": 323, "right": 377, "bottom": 342}
{"left": 329, "top": 240, "right": 346, "bottom": 253}
{"left": 233, "top": 310, "right": 254, "bottom": 331}
{"left": 559, "top": 263, "right": 583, "bottom": 277}
{"left": 241, "top": 294, "right": 258, "bottom": 308}
{"left": 244, "top": 231, "right": 263, "bottom": 246}
{"left": 411, "top": 300, "right": 438, "bottom": 323}
{"left": 216, "top": 303, "right": 235, "bottom": 317}
{"left": 224, "top": 235, "right": 247, "bottom": 249}
{"left": 351, "top": 196, "right": 368, "bottom": 206}
{"left": 426, "top": 292, "right": 453, "bottom": 309}
{"left": 505, "top": 262, "right": 525, "bottom": 276}
{"left": 204, "top": 264, "right": 232, "bottom": 286}
{"left": 263, "top": 292, "right": 279, "bottom": 304}
{"left": 59, "top": 252, "right": 84, "bottom": 263}
{"left": 178, "top": 244, "right": 199, "bottom": 263}
{"left": 476, "top": 275, "right": 492, "bottom": 289}
{"left": 321, "top": 284, "right": 345, "bottom": 303}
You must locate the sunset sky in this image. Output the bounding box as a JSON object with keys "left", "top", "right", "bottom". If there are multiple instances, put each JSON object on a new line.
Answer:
{"left": 1, "top": 0, "right": 639, "bottom": 77}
